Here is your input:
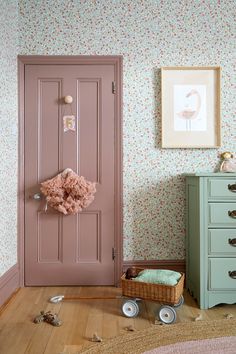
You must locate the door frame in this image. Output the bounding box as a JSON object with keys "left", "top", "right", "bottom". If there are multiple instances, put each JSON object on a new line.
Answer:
{"left": 18, "top": 55, "right": 123, "bottom": 286}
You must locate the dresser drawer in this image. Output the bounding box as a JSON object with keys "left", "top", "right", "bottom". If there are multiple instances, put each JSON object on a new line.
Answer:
{"left": 209, "top": 229, "right": 236, "bottom": 255}
{"left": 209, "top": 258, "right": 236, "bottom": 290}
{"left": 208, "top": 178, "right": 236, "bottom": 200}
{"left": 208, "top": 203, "right": 236, "bottom": 226}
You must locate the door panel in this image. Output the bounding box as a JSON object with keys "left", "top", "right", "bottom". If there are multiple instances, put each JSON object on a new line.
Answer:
{"left": 24, "top": 64, "right": 115, "bottom": 285}
{"left": 38, "top": 212, "right": 62, "bottom": 263}
{"left": 78, "top": 212, "right": 101, "bottom": 262}
{"left": 79, "top": 79, "right": 101, "bottom": 182}
{"left": 39, "top": 79, "right": 62, "bottom": 180}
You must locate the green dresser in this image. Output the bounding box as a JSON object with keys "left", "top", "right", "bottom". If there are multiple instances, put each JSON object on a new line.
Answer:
{"left": 185, "top": 173, "right": 236, "bottom": 309}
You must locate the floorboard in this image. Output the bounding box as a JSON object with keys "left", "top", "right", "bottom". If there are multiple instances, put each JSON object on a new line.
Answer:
{"left": 0, "top": 287, "right": 235, "bottom": 354}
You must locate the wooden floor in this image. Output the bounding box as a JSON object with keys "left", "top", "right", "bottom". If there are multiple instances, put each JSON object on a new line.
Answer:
{"left": 0, "top": 287, "right": 235, "bottom": 354}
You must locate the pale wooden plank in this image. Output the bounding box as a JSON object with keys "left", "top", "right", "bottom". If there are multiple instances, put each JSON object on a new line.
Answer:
{"left": 0, "top": 286, "right": 235, "bottom": 354}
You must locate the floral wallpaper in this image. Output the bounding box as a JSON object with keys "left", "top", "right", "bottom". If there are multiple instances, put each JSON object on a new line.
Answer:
{"left": 18, "top": 0, "right": 235, "bottom": 261}
{"left": 1, "top": 1, "right": 234, "bottom": 275}
{"left": 0, "top": 0, "right": 18, "bottom": 276}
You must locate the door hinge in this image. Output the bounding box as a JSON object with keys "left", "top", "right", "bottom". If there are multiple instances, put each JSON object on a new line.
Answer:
{"left": 112, "top": 81, "right": 116, "bottom": 94}
{"left": 112, "top": 247, "right": 116, "bottom": 260}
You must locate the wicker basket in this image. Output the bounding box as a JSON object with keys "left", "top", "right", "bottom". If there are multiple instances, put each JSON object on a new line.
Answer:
{"left": 121, "top": 268, "right": 185, "bottom": 305}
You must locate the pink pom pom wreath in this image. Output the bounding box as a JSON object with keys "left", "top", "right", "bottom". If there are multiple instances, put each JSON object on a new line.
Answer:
{"left": 40, "top": 168, "right": 96, "bottom": 215}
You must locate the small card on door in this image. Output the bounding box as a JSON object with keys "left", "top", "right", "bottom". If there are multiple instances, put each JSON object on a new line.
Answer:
{"left": 63, "top": 115, "right": 76, "bottom": 132}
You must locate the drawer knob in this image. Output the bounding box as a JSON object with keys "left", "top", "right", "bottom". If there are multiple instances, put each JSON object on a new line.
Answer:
{"left": 228, "top": 271, "right": 236, "bottom": 279}
{"left": 228, "top": 238, "right": 236, "bottom": 247}
{"left": 228, "top": 184, "right": 236, "bottom": 193}
{"left": 228, "top": 210, "right": 236, "bottom": 219}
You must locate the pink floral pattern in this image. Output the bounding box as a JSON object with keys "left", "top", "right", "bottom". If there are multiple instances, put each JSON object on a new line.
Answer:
{"left": 18, "top": 0, "right": 236, "bottom": 261}
{"left": 1, "top": 1, "right": 235, "bottom": 276}
{"left": 0, "top": 0, "right": 18, "bottom": 276}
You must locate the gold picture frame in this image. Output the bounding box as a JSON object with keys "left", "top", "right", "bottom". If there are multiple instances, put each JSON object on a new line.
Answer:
{"left": 161, "top": 66, "right": 221, "bottom": 148}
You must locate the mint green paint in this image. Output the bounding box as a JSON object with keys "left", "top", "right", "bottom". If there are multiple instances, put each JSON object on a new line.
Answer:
{"left": 209, "top": 258, "right": 236, "bottom": 290}
{"left": 209, "top": 293, "right": 236, "bottom": 308}
{"left": 185, "top": 173, "right": 236, "bottom": 309}
{"left": 208, "top": 178, "right": 236, "bottom": 200}
{"left": 183, "top": 173, "right": 236, "bottom": 177}
{"left": 209, "top": 203, "right": 236, "bottom": 226}
{"left": 209, "top": 229, "right": 236, "bottom": 255}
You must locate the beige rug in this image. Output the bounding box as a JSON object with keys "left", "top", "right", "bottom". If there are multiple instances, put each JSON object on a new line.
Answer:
{"left": 143, "top": 336, "right": 236, "bottom": 353}
{"left": 78, "top": 319, "right": 236, "bottom": 354}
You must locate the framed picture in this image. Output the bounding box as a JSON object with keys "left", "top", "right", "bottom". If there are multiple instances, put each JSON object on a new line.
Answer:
{"left": 161, "top": 67, "right": 221, "bottom": 148}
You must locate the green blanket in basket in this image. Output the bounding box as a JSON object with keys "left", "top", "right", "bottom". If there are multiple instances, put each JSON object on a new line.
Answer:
{"left": 132, "top": 269, "right": 181, "bottom": 286}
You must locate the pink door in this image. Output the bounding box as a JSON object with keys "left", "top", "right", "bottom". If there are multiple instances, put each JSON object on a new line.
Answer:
{"left": 24, "top": 64, "right": 116, "bottom": 285}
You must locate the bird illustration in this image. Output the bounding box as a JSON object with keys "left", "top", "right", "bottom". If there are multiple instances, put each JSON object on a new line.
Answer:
{"left": 177, "top": 89, "right": 201, "bottom": 131}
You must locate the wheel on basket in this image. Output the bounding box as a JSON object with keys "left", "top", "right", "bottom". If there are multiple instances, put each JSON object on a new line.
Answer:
{"left": 122, "top": 299, "right": 139, "bottom": 318}
{"left": 173, "top": 294, "right": 184, "bottom": 308}
{"left": 158, "top": 305, "right": 176, "bottom": 324}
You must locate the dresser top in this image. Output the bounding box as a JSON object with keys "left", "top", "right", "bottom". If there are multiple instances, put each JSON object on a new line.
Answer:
{"left": 183, "top": 172, "right": 236, "bottom": 177}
